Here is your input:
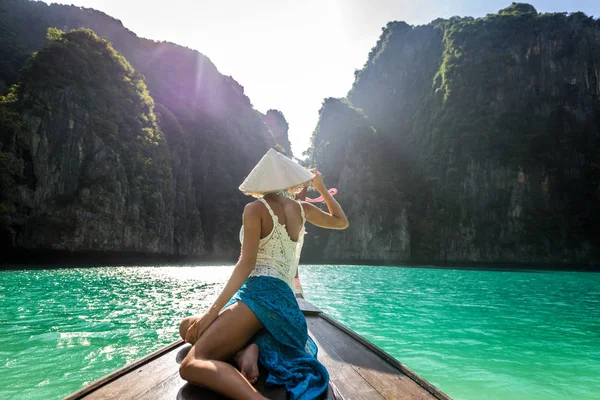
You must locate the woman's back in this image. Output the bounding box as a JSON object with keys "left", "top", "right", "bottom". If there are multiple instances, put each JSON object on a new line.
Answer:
{"left": 240, "top": 196, "right": 307, "bottom": 289}
{"left": 260, "top": 197, "right": 305, "bottom": 242}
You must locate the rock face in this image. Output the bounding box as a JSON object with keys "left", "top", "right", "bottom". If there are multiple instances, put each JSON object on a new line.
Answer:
{"left": 12, "top": 29, "right": 175, "bottom": 253}
{"left": 0, "top": 1, "right": 290, "bottom": 257}
{"left": 302, "top": 99, "right": 410, "bottom": 263}
{"left": 264, "top": 110, "right": 293, "bottom": 156}
{"left": 306, "top": 4, "right": 600, "bottom": 264}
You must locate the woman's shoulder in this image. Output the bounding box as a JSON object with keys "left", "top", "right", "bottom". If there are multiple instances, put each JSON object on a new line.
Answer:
{"left": 244, "top": 199, "right": 265, "bottom": 215}
{"left": 281, "top": 197, "right": 305, "bottom": 210}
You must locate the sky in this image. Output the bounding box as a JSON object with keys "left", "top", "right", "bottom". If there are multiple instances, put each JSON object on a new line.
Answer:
{"left": 41, "top": 0, "right": 600, "bottom": 156}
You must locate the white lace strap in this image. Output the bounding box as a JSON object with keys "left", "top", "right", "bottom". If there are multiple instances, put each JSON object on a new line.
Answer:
{"left": 297, "top": 200, "right": 306, "bottom": 224}
{"left": 258, "top": 198, "right": 276, "bottom": 219}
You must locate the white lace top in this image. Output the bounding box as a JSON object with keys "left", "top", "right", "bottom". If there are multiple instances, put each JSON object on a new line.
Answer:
{"left": 239, "top": 198, "right": 306, "bottom": 291}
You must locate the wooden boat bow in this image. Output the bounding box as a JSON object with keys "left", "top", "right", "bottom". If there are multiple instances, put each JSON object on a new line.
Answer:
{"left": 64, "top": 298, "right": 451, "bottom": 400}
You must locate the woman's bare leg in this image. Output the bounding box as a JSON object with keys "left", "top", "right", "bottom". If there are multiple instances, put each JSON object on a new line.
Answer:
{"left": 180, "top": 315, "right": 261, "bottom": 384}
{"left": 179, "top": 301, "right": 267, "bottom": 400}
{"left": 180, "top": 315, "right": 260, "bottom": 384}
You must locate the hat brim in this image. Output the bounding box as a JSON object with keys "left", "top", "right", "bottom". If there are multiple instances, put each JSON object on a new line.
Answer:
{"left": 240, "top": 177, "right": 313, "bottom": 195}
{"left": 239, "top": 148, "right": 315, "bottom": 194}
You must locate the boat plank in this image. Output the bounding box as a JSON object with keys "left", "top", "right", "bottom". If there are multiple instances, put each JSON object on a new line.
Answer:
{"left": 134, "top": 373, "right": 186, "bottom": 400}
{"left": 307, "top": 316, "right": 437, "bottom": 400}
{"left": 297, "top": 297, "right": 322, "bottom": 314}
{"left": 80, "top": 344, "right": 181, "bottom": 400}
{"left": 318, "top": 314, "right": 450, "bottom": 400}
{"left": 65, "top": 341, "right": 184, "bottom": 400}
{"left": 307, "top": 315, "right": 386, "bottom": 400}
{"left": 79, "top": 343, "right": 287, "bottom": 400}
{"left": 75, "top": 343, "right": 183, "bottom": 399}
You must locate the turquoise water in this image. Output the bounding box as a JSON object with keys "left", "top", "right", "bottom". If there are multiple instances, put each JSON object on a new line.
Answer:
{"left": 0, "top": 265, "right": 598, "bottom": 399}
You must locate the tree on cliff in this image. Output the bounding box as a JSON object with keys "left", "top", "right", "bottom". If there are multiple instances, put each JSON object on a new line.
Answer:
{"left": 0, "top": 86, "right": 23, "bottom": 243}
{"left": 0, "top": 0, "right": 288, "bottom": 256}
{"left": 0, "top": 27, "right": 177, "bottom": 251}
{"left": 306, "top": 4, "right": 600, "bottom": 264}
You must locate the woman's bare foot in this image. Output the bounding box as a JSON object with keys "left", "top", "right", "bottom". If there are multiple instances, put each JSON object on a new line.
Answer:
{"left": 234, "top": 343, "right": 260, "bottom": 385}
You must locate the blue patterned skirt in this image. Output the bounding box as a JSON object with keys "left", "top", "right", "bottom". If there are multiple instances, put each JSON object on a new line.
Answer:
{"left": 224, "top": 275, "right": 329, "bottom": 400}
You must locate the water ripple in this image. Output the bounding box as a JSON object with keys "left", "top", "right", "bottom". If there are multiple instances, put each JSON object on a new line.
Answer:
{"left": 0, "top": 265, "right": 230, "bottom": 399}
{"left": 1, "top": 265, "right": 599, "bottom": 400}
{"left": 302, "top": 265, "right": 600, "bottom": 400}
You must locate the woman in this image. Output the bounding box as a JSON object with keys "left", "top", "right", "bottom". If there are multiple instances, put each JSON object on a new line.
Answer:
{"left": 178, "top": 148, "right": 349, "bottom": 400}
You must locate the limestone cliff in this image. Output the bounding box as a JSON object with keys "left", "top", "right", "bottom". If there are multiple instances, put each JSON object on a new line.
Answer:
{"left": 7, "top": 29, "right": 175, "bottom": 253}
{"left": 303, "top": 99, "right": 410, "bottom": 262}
{"left": 264, "top": 110, "right": 293, "bottom": 156}
{"left": 0, "top": 1, "right": 290, "bottom": 257}
{"left": 307, "top": 4, "right": 600, "bottom": 264}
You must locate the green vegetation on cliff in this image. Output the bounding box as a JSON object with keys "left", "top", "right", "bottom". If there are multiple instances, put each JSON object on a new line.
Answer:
{"left": 0, "top": 0, "right": 289, "bottom": 256}
{"left": 24, "top": 27, "right": 174, "bottom": 218}
{"left": 0, "top": 27, "right": 177, "bottom": 251}
{"left": 304, "top": 98, "right": 413, "bottom": 261}
{"left": 0, "top": 86, "right": 23, "bottom": 242}
{"left": 307, "top": 4, "right": 600, "bottom": 264}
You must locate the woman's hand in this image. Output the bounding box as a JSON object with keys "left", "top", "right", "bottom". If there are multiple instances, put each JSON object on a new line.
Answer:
{"left": 309, "top": 169, "right": 327, "bottom": 192}
{"left": 305, "top": 168, "right": 349, "bottom": 230}
{"left": 184, "top": 310, "right": 217, "bottom": 344}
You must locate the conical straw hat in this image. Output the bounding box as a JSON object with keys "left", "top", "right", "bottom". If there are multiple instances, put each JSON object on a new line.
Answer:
{"left": 239, "top": 148, "right": 315, "bottom": 194}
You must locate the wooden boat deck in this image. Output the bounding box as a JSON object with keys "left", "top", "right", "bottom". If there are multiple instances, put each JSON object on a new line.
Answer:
{"left": 65, "top": 299, "right": 451, "bottom": 400}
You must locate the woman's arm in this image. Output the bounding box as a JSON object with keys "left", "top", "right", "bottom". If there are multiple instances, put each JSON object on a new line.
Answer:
{"left": 185, "top": 202, "right": 261, "bottom": 343}
{"left": 208, "top": 202, "right": 261, "bottom": 313}
{"left": 303, "top": 169, "right": 349, "bottom": 230}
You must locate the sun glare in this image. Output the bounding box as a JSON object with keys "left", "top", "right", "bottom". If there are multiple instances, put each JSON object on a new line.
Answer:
{"left": 37, "top": 0, "right": 600, "bottom": 155}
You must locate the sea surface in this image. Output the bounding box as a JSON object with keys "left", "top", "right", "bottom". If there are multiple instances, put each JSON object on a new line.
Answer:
{"left": 0, "top": 265, "right": 598, "bottom": 400}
